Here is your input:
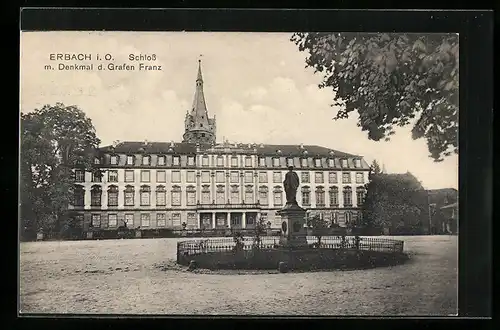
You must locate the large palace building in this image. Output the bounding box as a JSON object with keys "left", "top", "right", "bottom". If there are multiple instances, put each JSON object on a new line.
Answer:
{"left": 70, "top": 61, "right": 370, "bottom": 235}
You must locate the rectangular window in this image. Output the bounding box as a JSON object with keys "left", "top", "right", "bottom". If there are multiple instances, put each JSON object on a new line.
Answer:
{"left": 202, "top": 156, "right": 209, "bottom": 167}
{"left": 244, "top": 171, "right": 253, "bottom": 183}
{"left": 125, "top": 214, "right": 134, "bottom": 227}
{"left": 187, "top": 213, "right": 197, "bottom": 227}
{"left": 356, "top": 172, "right": 364, "bottom": 184}
{"left": 172, "top": 213, "right": 181, "bottom": 226}
{"left": 316, "top": 190, "right": 325, "bottom": 205}
{"left": 287, "top": 158, "right": 294, "bottom": 167}
{"left": 173, "top": 156, "right": 180, "bottom": 166}
{"left": 315, "top": 172, "right": 324, "bottom": 183}
{"left": 216, "top": 156, "right": 224, "bottom": 167}
{"left": 110, "top": 156, "right": 118, "bottom": 165}
{"left": 273, "top": 191, "right": 283, "bottom": 206}
{"left": 141, "top": 170, "right": 150, "bottom": 182}
{"left": 94, "top": 157, "right": 101, "bottom": 165}
{"left": 187, "top": 156, "right": 195, "bottom": 166}
{"left": 342, "top": 159, "right": 348, "bottom": 168}
{"left": 231, "top": 157, "right": 238, "bottom": 167}
{"left": 157, "top": 213, "right": 166, "bottom": 227}
{"left": 355, "top": 159, "right": 362, "bottom": 168}
{"left": 158, "top": 156, "right": 165, "bottom": 166}
{"left": 156, "top": 191, "right": 166, "bottom": 206}
{"left": 273, "top": 158, "right": 280, "bottom": 167}
{"left": 273, "top": 171, "right": 282, "bottom": 183}
{"left": 201, "top": 191, "right": 210, "bottom": 204}
{"left": 108, "top": 170, "right": 118, "bottom": 182}
{"left": 302, "top": 191, "right": 310, "bottom": 206}
{"left": 258, "top": 171, "right": 268, "bottom": 183}
{"left": 91, "top": 214, "right": 101, "bottom": 227}
{"left": 344, "top": 190, "right": 352, "bottom": 206}
{"left": 230, "top": 171, "right": 239, "bottom": 183}
{"left": 259, "top": 157, "right": 266, "bottom": 167}
{"left": 301, "top": 158, "right": 308, "bottom": 167}
{"left": 74, "top": 170, "right": 85, "bottom": 182}
{"left": 187, "top": 191, "right": 196, "bottom": 205}
{"left": 259, "top": 190, "right": 268, "bottom": 205}
{"left": 216, "top": 171, "right": 225, "bottom": 183}
{"left": 124, "top": 191, "right": 134, "bottom": 206}
{"left": 329, "top": 172, "right": 338, "bottom": 183}
{"left": 140, "top": 191, "right": 150, "bottom": 206}
{"left": 172, "top": 171, "right": 181, "bottom": 183}
{"left": 315, "top": 158, "right": 321, "bottom": 167}
{"left": 301, "top": 172, "right": 310, "bottom": 183}
{"left": 216, "top": 191, "right": 225, "bottom": 204}
{"left": 245, "top": 157, "right": 252, "bottom": 167}
{"left": 172, "top": 191, "right": 181, "bottom": 206}
{"left": 330, "top": 190, "right": 339, "bottom": 206}
{"left": 328, "top": 158, "right": 334, "bottom": 167}
{"left": 245, "top": 190, "right": 254, "bottom": 204}
{"left": 108, "top": 214, "right": 117, "bottom": 227}
{"left": 141, "top": 213, "right": 150, "bottom": 227}
{"left": 73, "top": 188, "right": 85, "bottom": 206}
{"left": 187, "top": 171, "right": 196, "bottom": 183}
{"left": 125, "top": 170, "right": 134, "bottom": 182}
{"left": 142, "top": 156, "right": 150, "bottom": 165}
{"left": 230, "top": 190, "right": 239, "bottom": 204}
{"left": 342, "top": 172, "right": 351, "bottom": 184}
{"left": 127, "top": 155, "right": 134, "bottom": 165}
{"left": 92, "top": 172, "right": 102, "bottom": 182}
{"left": 201, "top": 171, "right": 210, "bottom": 183}
{"left": 156, "top": 170, "right": 166, "bottom": 183}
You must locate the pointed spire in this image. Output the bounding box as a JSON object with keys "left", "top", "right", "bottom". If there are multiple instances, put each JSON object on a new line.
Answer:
{"left": 197, "top": 59, "right": 203, "bottom": 82}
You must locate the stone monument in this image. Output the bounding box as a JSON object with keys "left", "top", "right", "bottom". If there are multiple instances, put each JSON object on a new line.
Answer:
{"left": 278, "top": 166, "right": 308, "bottom": 247}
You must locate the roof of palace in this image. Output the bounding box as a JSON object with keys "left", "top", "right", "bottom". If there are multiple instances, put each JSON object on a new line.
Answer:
{"left": 99, "top": 141, "right": 362, "bottom": 158}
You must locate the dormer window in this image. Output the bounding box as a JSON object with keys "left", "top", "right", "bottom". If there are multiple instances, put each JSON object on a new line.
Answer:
{"left": 94, "top": 157, "right": 100, "bottom": 165}
{"left": 259, "top": 157, "right": 266, "bottom": 167}
{"left": 328, "top": 158, "right": 334, "bottom": 167}
{"left": 231, "top": 156, "right": 238, "bottom": 167}
{"left": 273, "top": 157, "right": 280, "bottom": 167}
{"left": 355, "top": 159, "right": 362, "bottom": 168}
{"left": 142, "top": 155, "right": 150, "bottom": 166}
{"left": 245, "top": 156, "right": 252, "bottom": 167}
{"left": 158, "top": 156, "right": 165, "bottom": 166}
{"left": 110, "top": 155, "right": 118, "bottom": 165}
{"left": 126, "top": 155, "right": 134, "bottom": 165}
{"left": 202, "top": 156, "right": 209, "bottom": 167}
{"left": 173, "top": 156, "right": 180, "bottom": 166}
{"left": 188, "top": 156, "right": 195, "bottom": 166}
{"left": 301, "top": 158, "right": 308, "bottom": 167}
{"left": 342, "top": 159, "right": 348, "bottom": 168}
{"left": 315, "top": 158, "right": 321, "bottom": 167}
{"left": 287, "top": 158, "right": 294, "bottom": 167}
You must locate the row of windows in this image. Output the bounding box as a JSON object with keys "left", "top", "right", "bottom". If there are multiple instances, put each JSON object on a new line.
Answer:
{"left": 75, "top": 170, "right": 365, "bottom": 184}
{"left": 74, "top": 185, "right": 365, "bottom": 207}
{"left": 98, "top": 154, "right": 363, "bottom": 168}
{"left": 87, "top": 210, "right": 358, "bottom": 228}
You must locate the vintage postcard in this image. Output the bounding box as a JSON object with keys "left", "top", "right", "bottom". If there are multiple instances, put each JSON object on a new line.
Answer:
{"left": 20, "top": 31, "right": 459, "bottom": 315}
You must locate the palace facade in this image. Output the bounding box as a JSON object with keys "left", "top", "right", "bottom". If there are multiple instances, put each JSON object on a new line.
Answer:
{"left": 70, "top": 61, "right": 370, "bottom": 235}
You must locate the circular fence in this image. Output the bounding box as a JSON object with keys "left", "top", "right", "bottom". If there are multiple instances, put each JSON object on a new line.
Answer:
{"left": 176, "top": 236, "right": 406, "bottom": 271}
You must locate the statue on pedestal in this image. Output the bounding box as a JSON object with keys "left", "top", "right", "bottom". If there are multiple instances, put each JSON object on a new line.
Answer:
{"left": 283, "top": 166, "right": 300, "bottom": 205}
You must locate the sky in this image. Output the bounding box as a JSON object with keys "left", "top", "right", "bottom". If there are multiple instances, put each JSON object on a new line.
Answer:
{"left": 20, "top": 31, "right": 458, "bottom": 190}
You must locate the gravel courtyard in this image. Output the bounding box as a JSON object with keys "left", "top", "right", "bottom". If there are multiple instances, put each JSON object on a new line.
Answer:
{"left": 19, "top": 235, "right": 457, "bottom": 316}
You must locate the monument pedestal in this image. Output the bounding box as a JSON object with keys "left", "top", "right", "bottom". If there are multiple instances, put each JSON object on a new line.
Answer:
{"left": 278, "top": 203, "right": 308, "bottom": 248}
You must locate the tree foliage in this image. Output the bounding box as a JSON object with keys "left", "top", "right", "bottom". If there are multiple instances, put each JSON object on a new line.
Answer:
{"left": 361, "top": 170, "right": 428, "bottom": 235}
{"left": 291, "top": 33, "right": 459, "bottom": 162}
{"left": 307, "top": 214, "right": 329, "bottom": 246}
{"left": 20, "top": 103, "right": 101, "bottom": 239}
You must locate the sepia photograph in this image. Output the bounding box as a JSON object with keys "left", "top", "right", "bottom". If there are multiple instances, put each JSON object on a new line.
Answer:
{"left": 20, "top": 31, "right": 459, "bottom": 316}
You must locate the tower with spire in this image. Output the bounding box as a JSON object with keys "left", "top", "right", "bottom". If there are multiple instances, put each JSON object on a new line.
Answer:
{"left": 182, "top": 59, "right": 217, "bottom": 145}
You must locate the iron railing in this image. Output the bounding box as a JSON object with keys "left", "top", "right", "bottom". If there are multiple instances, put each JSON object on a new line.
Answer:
{"left": 177, "top": 235, "right": 404, "bottom": 259}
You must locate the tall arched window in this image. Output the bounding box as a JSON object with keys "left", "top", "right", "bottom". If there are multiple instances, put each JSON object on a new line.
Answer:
{"left": 301, "top": 186, "right": 311, "bottom": 206}
{"left": 244, "top": 185, "right": 254, "bottom": 204}
{"left": 90, "top": 185, "right": 102, "bottom": 206}
{"left": 107, "top": 185, "right": 118, "bottom": 206}
{"left": 356, "top": 187, "right": 366, "bottom": 206}
{"left": 259, "top": 186, "right": 268, "bottom": 205}
{"left": 343, "top": 186, "right": 353, "bottom": 207}
{"left": 73, "top": 185, "right": 85, "bottom": 207}
{"left": 156, "top": 185, "right": 166, "bottom": 206}
{"left": 273, "top": 186, "right": 283, "bottom": 207}
{"left": 124, "top": 185, "right": 135, "bottom": 206}
{"left": 329, "top": 186, "right": 339, "bottom": 206}
{"left": 140, "top": 185, "right": 151, "bottom": 206}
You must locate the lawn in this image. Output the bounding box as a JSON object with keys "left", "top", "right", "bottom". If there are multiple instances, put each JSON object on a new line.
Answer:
{"left": 19, "top": 235, "right": 458, "bottom": 316}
